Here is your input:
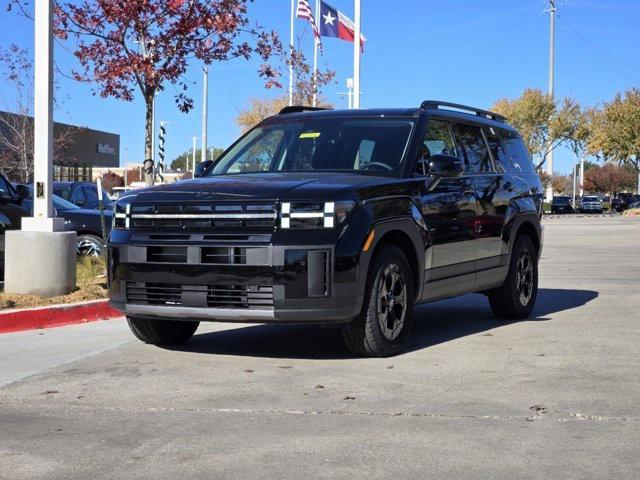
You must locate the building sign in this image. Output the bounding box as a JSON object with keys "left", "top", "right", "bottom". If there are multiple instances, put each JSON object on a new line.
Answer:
{"left": 97, "top": 143, "right": 116, "bottom": 155}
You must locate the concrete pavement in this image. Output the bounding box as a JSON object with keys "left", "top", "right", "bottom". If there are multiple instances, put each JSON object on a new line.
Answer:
{"left": 0, "top": 215, "right": 639, "bottom": 479}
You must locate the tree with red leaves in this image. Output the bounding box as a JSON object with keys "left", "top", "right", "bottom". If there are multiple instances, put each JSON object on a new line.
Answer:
{"left": 13, "top": 0, "right": 282, "bottom": 185}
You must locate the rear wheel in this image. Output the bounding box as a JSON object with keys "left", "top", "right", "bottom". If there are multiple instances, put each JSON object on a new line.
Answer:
{"left": 488, "top": 235, "right": 538, "bottom": 319}
{"left": 127, "top": 316, "right": 199, "bottom": 346}
{"left": 342, "top": 245, "right": 415, "bottom": 357}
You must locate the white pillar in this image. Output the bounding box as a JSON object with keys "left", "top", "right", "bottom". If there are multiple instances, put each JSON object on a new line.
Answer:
{"left": 6, "top": 0, "right": 75, "bottom": 297}
{"left": 22, "top": 0, "right": 62, "bottom": 232}
{"left": 346, "top": 78, "right": 354, "bottom": 109}
{"left": 201, "top": 67, "right": 208, "bottom": 163}
{"left": 352, "top": 0, "right": 361, "bottom": 109}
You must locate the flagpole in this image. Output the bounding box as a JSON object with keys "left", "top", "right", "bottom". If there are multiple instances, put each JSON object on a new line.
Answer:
{"left": 353, "top": 0, "right": 361, "bottom": 109}
{"left": 312, "top": 0, "right": 320, "bottom": 107}
{"left": 289, "top": 0, "right": 295, "bottom": 106}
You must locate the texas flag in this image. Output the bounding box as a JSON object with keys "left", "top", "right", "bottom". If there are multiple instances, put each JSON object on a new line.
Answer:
{"left": 319, "top": 1, "right": 366, "bottom": 50}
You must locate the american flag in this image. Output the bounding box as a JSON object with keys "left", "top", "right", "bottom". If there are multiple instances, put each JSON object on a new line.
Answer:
{"left": 296, "top": 0, "right": 320, "bottom": 41}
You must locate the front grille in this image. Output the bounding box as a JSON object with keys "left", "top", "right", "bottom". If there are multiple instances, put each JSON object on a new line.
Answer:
{"left": 126, "top": 282, "right": 274, "bottom": 309}
{"left": 124, "top": 202, "right": 278, "bottom": 231}
{"left": 147, "top": 246, "right": 188, "bottom": 263}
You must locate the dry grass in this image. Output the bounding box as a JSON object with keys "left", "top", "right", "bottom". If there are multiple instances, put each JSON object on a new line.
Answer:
{"left": 1, "top": 256, "right": 108, "bottom": 310}
{"left": 622, "top": 208, "right": 640, "bottom": 217}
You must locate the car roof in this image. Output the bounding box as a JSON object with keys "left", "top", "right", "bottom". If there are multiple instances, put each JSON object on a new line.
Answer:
{"left": 263, "top": 107, "right": 517, "bottom": 133}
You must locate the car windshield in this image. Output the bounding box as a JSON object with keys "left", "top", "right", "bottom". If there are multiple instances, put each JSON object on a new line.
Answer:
{"left": 208, "top": 117, "right": 416, "bottom": 176}
{"left": 553, "top": 197, "right": 570, "bottom": 204}
{"left": 583, "top": 196, "right": 599, "bottom": 202}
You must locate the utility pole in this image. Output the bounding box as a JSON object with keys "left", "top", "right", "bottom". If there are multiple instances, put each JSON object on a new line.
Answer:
{"left": 201, "top": 66, "right": 208, "bottom": 164}
{"left": 353, "top": 0, "right": 361, "bottom": 109}
{"left": 338, "top": 78, "right": 354, "bottom": 109}
{"left": 545, "top": 0, "right": 556, "bottom": 201}
{"left": 579, "top": 154, "right": 585, "bottom": 197}
{"left": 192, "top": 136, "right": 197, "bottom": 177}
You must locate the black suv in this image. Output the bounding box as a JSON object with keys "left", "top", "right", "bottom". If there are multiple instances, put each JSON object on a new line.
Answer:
{"left": 109, "top": 101, "right": 543, "bottom": 357}
{"left": 550, "top": 195, "right": 573, "bottom": 214}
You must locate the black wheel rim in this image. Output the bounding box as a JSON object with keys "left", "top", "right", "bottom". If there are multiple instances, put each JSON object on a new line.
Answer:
{"left": 516, "top": 248, "right": 534, "bottom": 306}
{"left": 77, "top": 238, "right": 104, "bottom": 257}
{"left": 377, "top": 263, "right": 407, "bottom": 341}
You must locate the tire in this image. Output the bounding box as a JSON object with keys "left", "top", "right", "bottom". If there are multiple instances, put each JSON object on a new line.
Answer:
{"left": 342, "top": 244, "right": 415, "bottom": 357}
{"left": 488, "top": 234, "right": 538, "bottom": 320}
{"left": 127, "top": 316, "right": 199, "bottom": 346}
{"left": 77, "top": 234, "right": 105, "bottom": 257}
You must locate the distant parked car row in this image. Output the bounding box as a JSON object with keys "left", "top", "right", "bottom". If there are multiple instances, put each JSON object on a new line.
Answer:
{"left": 612, "top": 193, "right": 640, "bottom": 212}
{"left": 1, "top": 172, "right": 112, "bottom": 282}
{"left": 551, "top": 195, "right": 610, "bottom": 214}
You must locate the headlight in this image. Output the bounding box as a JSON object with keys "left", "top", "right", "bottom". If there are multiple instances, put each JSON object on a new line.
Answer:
{"left": 280, "top": 201, "right": 356, "bottom": 229}
{"left": 113, "top": 195, "right": 136, "bottom": 229}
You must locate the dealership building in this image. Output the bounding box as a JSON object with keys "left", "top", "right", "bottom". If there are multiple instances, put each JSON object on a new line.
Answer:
{"left": 0, "top": 110, "right": 120, "bottom": 179}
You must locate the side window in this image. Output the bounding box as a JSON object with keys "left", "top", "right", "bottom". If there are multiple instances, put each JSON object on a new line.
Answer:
{"left": 417, "top": 119, "right": 457, "bottom": 176}
{"left": 485, "top": 127, "right": 535, "bottom": 175}
{"left": 227, "top": 130, "right": 284, "bottom": 173}
{"left": 454, "top": 123, "right": 492, "bottom": 174}
{"left": 82, "top": 186, "right": 99, "bottom": 207}
{"left": 70, "top": 186, "right": 86, "bottom": 206}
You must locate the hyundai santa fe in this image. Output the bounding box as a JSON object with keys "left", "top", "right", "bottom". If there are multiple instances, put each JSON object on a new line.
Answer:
{"left": 108, "top": 101, "right": 544, "bottom": 357}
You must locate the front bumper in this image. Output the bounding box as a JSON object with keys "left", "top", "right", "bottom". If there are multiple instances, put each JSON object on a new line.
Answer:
{"left": 108, "top": 231, "right": 362, "bottom": 324}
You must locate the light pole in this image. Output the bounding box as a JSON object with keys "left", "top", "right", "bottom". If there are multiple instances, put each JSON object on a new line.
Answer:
{"left": 545, "top": 0, "right": 556, "bottom": 202}
{"left": 338, "top": 78, "right": 354, "bottom": 109}
{"left": 5, "top": 0, "right": 76, "bottom": 297}
{"left": 192, "top": 136, "right": 198, "bottom": 177}
{"left": 201, "top": 66, "right": 208, "bottom": 164}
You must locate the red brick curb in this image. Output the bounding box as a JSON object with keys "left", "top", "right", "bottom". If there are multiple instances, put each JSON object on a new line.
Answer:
{"left": 0, "top": 299, "right": 121, "bottom": 334}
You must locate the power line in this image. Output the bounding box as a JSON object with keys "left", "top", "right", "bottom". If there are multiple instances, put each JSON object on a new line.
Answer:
{"left": 556, "top": 12, "right": 640, "bottom": 83}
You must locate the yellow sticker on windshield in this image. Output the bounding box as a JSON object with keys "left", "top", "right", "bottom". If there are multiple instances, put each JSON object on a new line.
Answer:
{"left": 299, "top": 132, "right": 321, "bottom": 139}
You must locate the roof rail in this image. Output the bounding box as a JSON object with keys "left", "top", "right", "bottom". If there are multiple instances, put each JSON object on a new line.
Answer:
{"left": 278, "top": 106, "right": 331, "bottom": 115}
{"left": 420, "top": 100, "right": 506, "bottom": 123}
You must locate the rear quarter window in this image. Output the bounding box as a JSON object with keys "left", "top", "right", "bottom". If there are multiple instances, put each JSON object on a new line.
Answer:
{"left": 485, "top": 127, "right": 536, "bottom": 175}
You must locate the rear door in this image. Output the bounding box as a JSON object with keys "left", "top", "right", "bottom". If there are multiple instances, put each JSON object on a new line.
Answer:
{"left": 418, "top": 118, "right": 478, "bottom": 294}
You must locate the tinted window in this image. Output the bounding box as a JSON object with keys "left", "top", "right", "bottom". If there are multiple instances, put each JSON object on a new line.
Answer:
{"left": 53, "top": 186, "right": 70, "bottom": 200}
{"left": 454, "top": 123, "right": 492, "bottom": 173}
{"left": 486, "top": 127, "right": 536, "bottom": 175}
{"left": 210, "top": 118, "right": 415, "bottom": 176}
{"left": 70, "top": 186, "right": 86, "bottom": 205}
{"left": 82, "top": 186, "right": 99, "bottom": 207}
{"left": 415, "top": 119, "right": 458, "bottom": 176}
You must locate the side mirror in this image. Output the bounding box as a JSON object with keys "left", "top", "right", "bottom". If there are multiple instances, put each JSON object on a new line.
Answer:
{"left": 427, "top": 154, "right": 465, "bottom": 178}
{"left": 194, "top": 160, "right": 214, "bottom": 178}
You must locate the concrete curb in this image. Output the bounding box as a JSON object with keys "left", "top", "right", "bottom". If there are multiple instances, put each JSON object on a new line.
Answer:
{"left": 0, "top": 299, "right": 121, "bottom": 334}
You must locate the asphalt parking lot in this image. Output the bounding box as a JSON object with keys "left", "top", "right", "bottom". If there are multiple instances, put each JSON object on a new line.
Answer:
{"left": 1, "top": 215, "right": 639, "bottom": 479}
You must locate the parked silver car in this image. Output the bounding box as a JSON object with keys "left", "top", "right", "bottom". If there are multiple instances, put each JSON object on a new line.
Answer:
{"left": 580, "top": 196, "right": 604, "bottom": 214}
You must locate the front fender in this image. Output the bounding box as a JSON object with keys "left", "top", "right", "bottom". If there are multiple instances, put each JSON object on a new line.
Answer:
{"left": 335, "top": 197, "right": 430, "bottom": 303}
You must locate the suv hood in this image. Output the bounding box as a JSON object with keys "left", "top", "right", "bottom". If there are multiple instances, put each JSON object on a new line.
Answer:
{"left": 128, "top": 172, "right": 402, "bottom": 203}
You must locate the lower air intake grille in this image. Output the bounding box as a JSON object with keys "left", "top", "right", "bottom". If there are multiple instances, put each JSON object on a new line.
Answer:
{"left": 126, "top": 282, "right": 274, "bottom": 309}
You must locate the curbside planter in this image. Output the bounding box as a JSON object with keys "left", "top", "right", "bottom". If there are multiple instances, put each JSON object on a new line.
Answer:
{"left": 0, "top": 299, "right": 121, "bottom": 334}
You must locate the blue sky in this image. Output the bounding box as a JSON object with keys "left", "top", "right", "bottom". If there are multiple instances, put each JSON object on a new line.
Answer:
{"left": 1, "top": 0, "right": 639, "bottom": 174}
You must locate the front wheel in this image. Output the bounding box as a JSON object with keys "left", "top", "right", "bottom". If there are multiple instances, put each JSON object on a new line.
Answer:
{"left": 342, "top": 245, "right": 415, "bottom": 357}
{"left": 77, "top": 234, "right": 105, "bottom": 257}
{"left": 127, "top": 316, "right": 199, "bottom": 346}
{"left": 488, "top": 235, "right": 538, "bottom": 319}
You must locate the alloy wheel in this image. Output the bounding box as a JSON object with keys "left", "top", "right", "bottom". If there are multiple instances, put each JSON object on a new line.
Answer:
{"left": 516, "top": 248, "right": 534, "bottom": 306}
{"left": 377, "top": 264, "right": 407, "bottom": 341}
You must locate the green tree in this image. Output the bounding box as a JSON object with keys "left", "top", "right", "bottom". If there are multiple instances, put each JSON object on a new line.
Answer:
{"left": 588, "top": 88, "right": 640, "bottom": 192}
{"left": 170, "top": 147, "right": 224, "bottom": 171}
{"left": 492, "top": 89, "right": 586, "bottom": 171}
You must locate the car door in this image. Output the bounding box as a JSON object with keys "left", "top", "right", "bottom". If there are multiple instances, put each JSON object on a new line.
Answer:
{"left": 417, "top": 118, "right": 478, "bottom": 296}
{"left": 70, "top": 185, "right": 87, "bottom": 208}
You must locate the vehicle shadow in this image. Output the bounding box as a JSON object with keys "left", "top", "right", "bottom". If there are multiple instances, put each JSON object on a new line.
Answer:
{"left": 169, "top": 288, "right": 598, "bottom": 360}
